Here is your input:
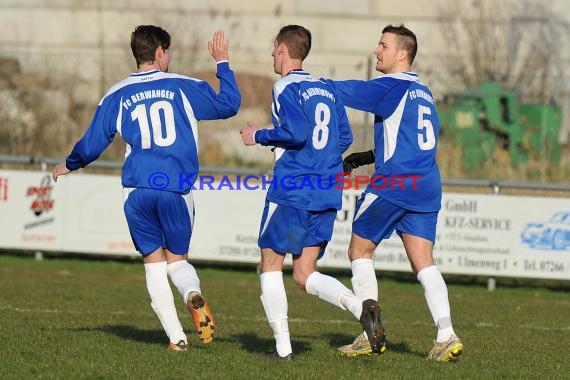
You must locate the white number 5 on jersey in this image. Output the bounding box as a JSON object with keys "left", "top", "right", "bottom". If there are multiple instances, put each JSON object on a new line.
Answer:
{"left": 417, "top": 105, "right": 436, "bottom": 150}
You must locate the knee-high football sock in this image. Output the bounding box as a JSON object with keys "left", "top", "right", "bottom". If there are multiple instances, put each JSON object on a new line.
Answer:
{"left": 305, "top": 271, "right": 362, "bottom": 319}
{"left": 144, "top": 261, "right": 187, "bottom": 344}
{"left": 351, "top": 258, "right": 378, "bottom": 301}
{"left": 417, "top": 265, "right": 456, "bottom": 342}
{"left": 260, "top": 271, "right": 292, "bottom": 356}
{"left": 167, "top": 260, "right": 201, "bottom": 304}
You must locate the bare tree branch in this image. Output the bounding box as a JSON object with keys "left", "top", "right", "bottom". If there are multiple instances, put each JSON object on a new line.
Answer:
{"left": 436, "top": 0, "right": 569, "bottom": 103}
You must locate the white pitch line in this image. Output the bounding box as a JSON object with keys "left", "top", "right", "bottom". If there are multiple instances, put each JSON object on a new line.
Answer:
{"left": 474, "top": 321, "right": 570, "bottom": 331}
{"left": 0, "top": 304, "right": 127, "bottom": 316}
{"left": 2, "top": 304, "right": 569, "bottom": 331}
{"left": 0, "top": 303, "right": 362, "bottom": 324}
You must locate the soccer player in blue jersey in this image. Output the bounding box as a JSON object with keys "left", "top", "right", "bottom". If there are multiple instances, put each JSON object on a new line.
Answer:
{"left": 240, "top": 25, "right": 384, "bottom": 360}
{"left": 327, "top": 24, "right": 463, "bottom": 361}
{"left": 52, "top": 25, "right": 241, "bottom": 351}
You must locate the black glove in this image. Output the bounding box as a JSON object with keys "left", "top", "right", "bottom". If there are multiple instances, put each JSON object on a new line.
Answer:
{"left": 343, "top": 150, "right": 375, "bottom": 174}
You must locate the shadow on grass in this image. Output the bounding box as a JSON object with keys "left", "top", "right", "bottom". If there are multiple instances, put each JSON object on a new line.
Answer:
{"left": 79, "top": 325, "right": 244, "bottom": 350}
{"left": 325, "top": 332, "right": 424, "bottom": 358}
{"left": 66, "top": 325, "right": 165, "bottom": 345}
{"left": 231, "top": 332, "right": 310, "bottom": 355}
{"left": 384, "top": 340, "right": 425, "bottom": 358}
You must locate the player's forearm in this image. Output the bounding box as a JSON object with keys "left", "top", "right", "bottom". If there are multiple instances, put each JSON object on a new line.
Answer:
{"left": 65, "top": 143, "right": 102, "bottom": 171}
{"left": 214, "top": 61, "right": 241, "bottom": 118}
{"left": 254, "top": 127, "right": 305, "bottom": 149}
{"left": 65, "top": 125, "right": 111, "bottom": 170}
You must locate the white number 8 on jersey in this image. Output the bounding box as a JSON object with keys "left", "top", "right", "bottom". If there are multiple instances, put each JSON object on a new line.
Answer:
{"left": 312, "top": 102, "right": 330, "bottom": 150}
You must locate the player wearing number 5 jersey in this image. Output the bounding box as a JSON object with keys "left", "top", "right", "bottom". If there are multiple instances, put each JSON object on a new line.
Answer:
{"left": 240, "top": 25, "right": 384, "bottom": 361}
{"left": 52, "top": 25, "right": 241, "bottom": 351}
{"left": 326, "top": 24, "right": 463, "bottom": 361}
{"left": 332, "top": 72, "right": 441, "bottom": 213}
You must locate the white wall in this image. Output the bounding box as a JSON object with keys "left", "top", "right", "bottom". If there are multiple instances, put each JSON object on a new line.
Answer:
{"left": 0, "top": 0, "right": 449, "bottom": 103}
{"left": 0, "top": 0, "right": 569, "bottom": 139}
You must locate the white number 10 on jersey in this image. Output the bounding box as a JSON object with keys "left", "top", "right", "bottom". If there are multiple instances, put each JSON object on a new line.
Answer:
{"left": 131, "top": 101, "right": 177, "bottom": 149}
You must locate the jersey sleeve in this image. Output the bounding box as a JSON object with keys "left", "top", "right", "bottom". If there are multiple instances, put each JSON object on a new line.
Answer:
{"left": 335, "top": 95, "right": 353, "bottom": 153}
{"left": 182, "top": 61, "right": 241, "bottom": 120}
{"left": 65, "top": 96, "right": 118, "bottom": 171}
{"left": 326, "top": 78, "right": 394, "bottom": 116}
{"left": 255, "top": 87, "right": 308, "bottom": 149}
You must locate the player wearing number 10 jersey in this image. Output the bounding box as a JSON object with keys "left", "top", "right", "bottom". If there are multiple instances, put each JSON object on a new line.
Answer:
{"left": 61, "top": 37, "right": 240, "bottom": 194}
{"left": 53, "top": 26, "right": 240, "bottom": 351}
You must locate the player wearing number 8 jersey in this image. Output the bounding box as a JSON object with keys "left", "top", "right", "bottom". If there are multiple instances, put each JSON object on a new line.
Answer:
{"left": 326, "top": 24, "right": 463, "bottom": 361}
{"left": 240, "top": 25, "right": 384, "bottom": 360}
{"left": 52, "top": 25, "right": 241, "bottom": 351}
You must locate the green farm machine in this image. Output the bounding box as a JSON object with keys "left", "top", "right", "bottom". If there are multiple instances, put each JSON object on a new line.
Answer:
{"left": 438, "top": 82, "right": 561, "bottom": 169}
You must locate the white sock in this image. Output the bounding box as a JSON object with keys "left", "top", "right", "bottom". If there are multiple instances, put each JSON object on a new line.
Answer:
{"left": 417, "top": 265, "right": 455, "bottom": 342}
{"left": 144, "top": 261, "right": 187, "bottom": 344}
{"left": 436, "top": 316, "right": 454, "bottom": 342}
{"left": 269, "top": 319, "right": 290, "bottom": 357}
{"left": 260, "top": 271, "right": 292, "bottom": 356}
{"left": 351, "top": 258, "right": 378, "bottom": 301}
{"left": 305, "top": 271, "right": 362, "bottom": 320}
{"left": 167, "top": 260, "right": 201, "bottom": 304}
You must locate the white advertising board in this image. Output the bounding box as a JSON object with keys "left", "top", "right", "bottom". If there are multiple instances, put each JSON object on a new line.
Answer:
{"left": 0, "top": 170, "right": 136, "bottom": 257}
{"left": 0, "top": 170, "right": 569, "bottom": 280}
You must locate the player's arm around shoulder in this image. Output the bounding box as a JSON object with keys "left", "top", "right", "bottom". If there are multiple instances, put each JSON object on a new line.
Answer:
{"left": 332, "top": 89, "right": 353, "bottom": 153}
{"left": 324, "top": 77, "right": 392, "bottom": 114}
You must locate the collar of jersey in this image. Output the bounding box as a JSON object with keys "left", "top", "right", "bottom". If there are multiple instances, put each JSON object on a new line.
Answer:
{"left": 286, "top": 69, "right": 308, "bottom": 76}
{"left": 131, "top": 69, "right": 161, "bottom": 77}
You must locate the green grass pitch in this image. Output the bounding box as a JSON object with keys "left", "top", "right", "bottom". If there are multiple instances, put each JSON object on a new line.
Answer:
{"left": 0, "top": 254, "right": 568, "bottom": 379}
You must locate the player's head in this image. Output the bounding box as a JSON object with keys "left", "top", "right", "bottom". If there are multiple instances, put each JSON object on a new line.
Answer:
{"left": 131, "top": 25, "right": 171, "bottom": 71}
{"left": 272, "top": 25, "right": 311, "bottom": 75}
{"left": 374, "top": 24, "right": 417, "bottom": 73}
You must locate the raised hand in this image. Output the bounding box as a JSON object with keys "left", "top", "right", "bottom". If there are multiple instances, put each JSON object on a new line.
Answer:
{"left": 208, "top": 28, "right": 230, "bottom": 62}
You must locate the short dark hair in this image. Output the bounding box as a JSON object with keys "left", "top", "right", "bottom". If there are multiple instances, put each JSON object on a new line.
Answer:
{"left": 275, "top": 25, "right": 311, "bottom": 61}
{"left": 382, "top": 24, "right": 417, "bottom": 64}
{"left": 130, "top": 25, "right": 171, "bottom": 67}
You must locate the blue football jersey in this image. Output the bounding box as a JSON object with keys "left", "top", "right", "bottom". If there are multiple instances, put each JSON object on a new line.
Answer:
{"left": 65, "top": 62, "right": 241, "bottom": 194}
{"left": 255, "top": 71, "right": 353, "bottom": 211}
{"left": 329, "top": 73, "right": 442, "bottom": 212}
